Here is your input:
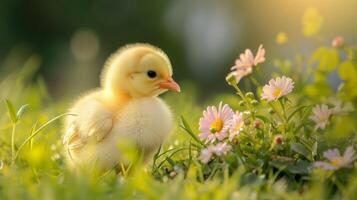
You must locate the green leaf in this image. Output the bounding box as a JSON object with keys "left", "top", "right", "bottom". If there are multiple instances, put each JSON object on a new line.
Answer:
{"left": 16, "top": 104, "right": 29, "bottom": 121}
{"left": 287, "top": 105, "right": 313, "bottom": 122}
{"left": 255, "top": 115, "right": 270, "bottom": 123}
{"left": 269, "top": 160, "right": 289, "bottom": 170}
{"left": 338, "top": 61, "right": 357, "bottom": 81}
{"left": 286, "top": 160, "right": 312, "bottom": 174}
{"left": 291, "top": 142, "right": 311, "bottom": 160}
{"left": 239, "top": 172, "right": 265, "bottom": 186}
{"left": 166, "top": 157, "right": 175, "bottom": 167}
{"left": 5, "top": 99, "right": 17, "bottom": 123}
{"left": 180, "top": 115, "right": 204, "bottom": 146}
{"left": 269, "top": 160, "right": 312, "bottom": 174}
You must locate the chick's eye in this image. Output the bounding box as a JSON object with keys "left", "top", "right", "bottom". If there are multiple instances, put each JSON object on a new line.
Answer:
{"left": 147, "top": 70, "right": 157, "bottom": 79}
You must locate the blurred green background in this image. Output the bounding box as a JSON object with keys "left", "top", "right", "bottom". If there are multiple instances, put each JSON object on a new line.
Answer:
{"left": 0, "top": 0, "right": 356, "bottom": 98}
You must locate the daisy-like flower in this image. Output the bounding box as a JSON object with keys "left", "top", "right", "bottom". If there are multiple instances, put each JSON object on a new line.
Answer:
{"left": 198, "top": 143, "right": 232, "bottom": 163}
{"left": 212, "top": 142, "right": 232, "bottom": 156}
{"left": 261, "top": 76, "right": 294, "bottom": 102}
{"left": 198, "top": 146, "right": 214, "bottom": 164}
{"left": 229, "top": 44, "right": 266, "bottom": 82}
{"left": 199, "top": 102, "right": 234, "bottom": 143}
{"left": 309, "top": 104, "right": 333, "bottom": 130}
{"left": 228, "top": 68, "right": 252, "bottom": 83}
{"left": 229, "top": 112, "right": 244, "bottom": 141}
{"left": 314, "top": 146, "right": 357, "bottom": 170}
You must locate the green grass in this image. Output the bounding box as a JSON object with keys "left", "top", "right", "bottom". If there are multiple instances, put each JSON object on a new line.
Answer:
{"left": 1, "top": 46, "right": 357, "bottom": 200}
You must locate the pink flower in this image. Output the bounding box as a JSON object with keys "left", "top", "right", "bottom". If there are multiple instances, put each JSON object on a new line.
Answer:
{"left": 229, "top": 112, "right": 244, "bottom": 141}
{"left": 254, "top": 45, "right": 266, "bottom": 66}
{"left": 227, "top": 68, "right": 252, "bottom": 83}
{"left": 314, "top": 146, "right": 357, "bottom": 170}
{"left": 309, "top": 104, "right": 333, "bottom": 130}
{"left": 331, "top": 36, "right": 345, "bottom": 48}
{"left": 199, "top": 102, "right": 234, "bottom": 143}
{"left": 229, "top": 44, "right": 266, "bottom": 82}
{"left": 261, "top": 76, "right": 294, "bottom": 102}
{"left": 198, "top": 146, "right": 215, "bottom": 164}
{"left": 198, "top": 143, "right": 232, "bottom": 163}
{"left": 212, "top": 143, "right": 232, "bottom": 156}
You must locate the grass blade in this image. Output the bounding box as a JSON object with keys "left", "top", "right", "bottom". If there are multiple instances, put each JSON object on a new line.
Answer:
{"left": 5, "top": 99, "right": 17, "bottom": 123}
{"left": 14, "top": 113, "right": 73, "bottom": 161}
{"left": 180, "top": 115, "right": 204, "bottom": 146}
{"left": 16, "top": 104, "right": 29, "bottom": 121}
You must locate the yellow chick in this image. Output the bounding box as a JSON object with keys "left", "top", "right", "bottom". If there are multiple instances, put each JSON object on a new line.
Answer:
{"left": 63, "top": 43, "right": 180, "bottom": 172}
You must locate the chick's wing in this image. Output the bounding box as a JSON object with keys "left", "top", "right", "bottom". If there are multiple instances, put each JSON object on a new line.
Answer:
{"left": 63, "top": 97, "right": 114, "bottom": 149}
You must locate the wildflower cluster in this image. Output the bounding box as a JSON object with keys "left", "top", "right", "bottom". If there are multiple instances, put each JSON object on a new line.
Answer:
{"left": 197, "top": 102, "right": 242, "bottom": 163}
{"left": 178, "top": 38, "right": 357, "bottom": 188}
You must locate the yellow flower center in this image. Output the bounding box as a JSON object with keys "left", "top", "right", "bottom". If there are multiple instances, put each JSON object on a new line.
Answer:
{"left": 210, "top": 118, "right": 223, "bottom": 133}
{"left": 235, "top": 122, "right": 243, "bottom": 131}
{"left": 330, "top": 159, "right": 340, "bottom": 167}
{"left": 318, "top": 115, "right": 328, "bottom": 123}
{"left": 272, "top": 88, "right": 282, "bottom": 98}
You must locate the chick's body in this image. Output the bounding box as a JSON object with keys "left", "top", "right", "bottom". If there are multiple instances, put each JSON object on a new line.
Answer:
{"left": 63, "top": 44, "right": 180, "bottom": 172}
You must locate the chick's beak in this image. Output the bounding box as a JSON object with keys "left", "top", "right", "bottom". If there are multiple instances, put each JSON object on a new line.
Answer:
{"left": 158, "top": 77, "right": 181, "bottom": 92}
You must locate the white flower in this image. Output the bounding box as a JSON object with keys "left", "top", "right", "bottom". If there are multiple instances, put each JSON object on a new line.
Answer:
{"left": 198, "top": 147, "right": 214, "bottom": 164}
{"left": 229, "top": 112, "right": 244, "bottom": 141}
{"left": 212, "top": 143, "right": 232, "bottom": 156}
{"left": 309, "top": 104, "right": 333, "bottom": 130}
{"left": 261, "top": 76, "right": 294, "bottom": 101}
{"left": 314, "top": 146, "right": 357, "bottom": 170}
{"left": 198, "top": 143, "right": 232, "bottom": 164}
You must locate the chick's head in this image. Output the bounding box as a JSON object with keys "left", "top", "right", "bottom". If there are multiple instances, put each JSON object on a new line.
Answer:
{"left": 102, "top": 44, "right": 180, "bottom": 98}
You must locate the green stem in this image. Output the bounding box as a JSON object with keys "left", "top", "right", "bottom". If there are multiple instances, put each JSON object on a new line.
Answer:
{"left": 234, "top": 143, "right": 246, "bottom": 167}
{"left": 278, "top": 98, "right": 289, "bottom": 135}
{"left": 278, "top": 99, "right": 288, "bottom": 123}
{"left": 232, "top": 84, "right": 255, "bottom": 120}
{"left": 268, "top": 102, "right": 284, "bottom": 122}
{"left": 332, "top": 175, "right": 347, "bottom": 197}
{"left": 249, "top": 76, "right": 261, "bottom": 88}
{"left": 11, "top": 123, "right": 16, "bottom": 166}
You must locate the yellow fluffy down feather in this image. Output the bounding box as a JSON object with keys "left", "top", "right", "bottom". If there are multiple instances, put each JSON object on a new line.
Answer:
{"left": 63, "top": 44, "right": 180, "bottom": 172}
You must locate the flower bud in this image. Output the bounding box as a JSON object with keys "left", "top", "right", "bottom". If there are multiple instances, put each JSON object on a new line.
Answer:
{"left": 250, "top": 100, "right": 259, "bottom": 106}
{"left": 239, "top": 101, "right": 245, "bottom": 107}
{"left": 226, "top": 73, "right": 237, "bottom": 86}
{"left": 169, "top": 171, "right": 177, "bottom": 178}
{"left": 274, "top": 134, "right": 283, "bottom": 145}
{"left": 332, "top": 36, "right": 345, "bottom": 48}
{"left": 245, "top": 92, "right": 255, "bottom": 99}
{"left": 253, "top": 120, "right": 261, "bottom": 129}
